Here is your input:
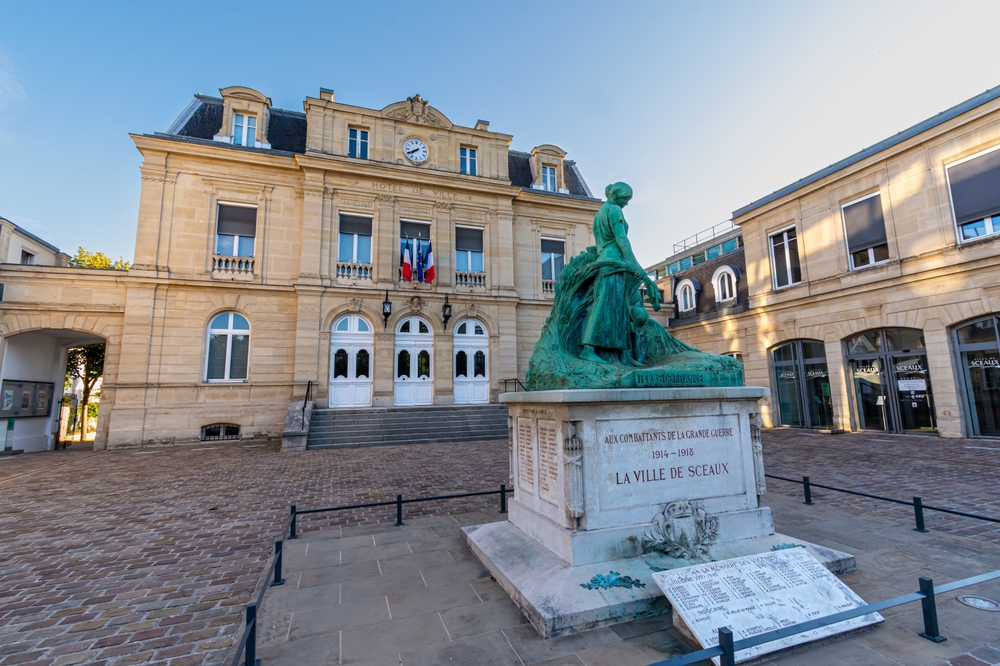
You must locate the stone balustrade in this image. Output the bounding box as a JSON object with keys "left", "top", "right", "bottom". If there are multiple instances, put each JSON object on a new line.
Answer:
{"left": 542, "top": 279, "right": 555, "bottom": 295}
{"left": 336, "top": 262, "right": 373, "bottom": 284}
{"left": 212, "top": 254, "right": 254, "bottom": 280}
{"left": 455, "top": 271, "right": 486, "bottom": 290}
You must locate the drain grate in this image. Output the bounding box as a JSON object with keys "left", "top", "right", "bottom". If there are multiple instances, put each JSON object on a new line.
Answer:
{"left": 957, "top": 595, "right": 1000, "bottom": 611}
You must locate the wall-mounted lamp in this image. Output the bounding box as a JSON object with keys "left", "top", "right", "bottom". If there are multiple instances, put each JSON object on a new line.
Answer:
{"left": 442, "top": 294, "right": 453, "bottom": 330}
{"left": 382, "top": 291, "right": 392, "bottom": 330}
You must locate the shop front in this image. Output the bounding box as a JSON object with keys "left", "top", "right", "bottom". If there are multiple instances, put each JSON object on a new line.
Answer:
{"left": 770, "top": 339, "right": 834, "bottom": 428}
{"left": 845, "top": 328, "right": 936, "bottom": 434}
{"left": 954, "top": 316, "right": 1000, "bottom": 437}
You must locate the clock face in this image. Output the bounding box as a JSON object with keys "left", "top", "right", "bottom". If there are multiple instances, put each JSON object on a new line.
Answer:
{"left": 403, "top": 138, "right": 429, "bottom": 163}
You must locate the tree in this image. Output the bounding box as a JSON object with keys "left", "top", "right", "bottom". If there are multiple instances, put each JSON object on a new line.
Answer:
{"left": 66, "top": 344, "right": 105, "bottom": 440}
{"left": 68, "top": 247, "right": 130, "bottom": 270}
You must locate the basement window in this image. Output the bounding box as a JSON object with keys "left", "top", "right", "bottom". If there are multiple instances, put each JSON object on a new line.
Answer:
{"left": 201, "top": 423, "right": 241, "bottom": 441}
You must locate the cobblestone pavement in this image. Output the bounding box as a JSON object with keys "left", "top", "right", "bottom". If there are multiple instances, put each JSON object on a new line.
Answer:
{"left": 761, "top": 428, "right": 1000, "bottom": 543}
{"left": 1, "top": 427, "right": 998, "bottom": 665}
{"left": 0, "top": 441, "right": 507, "bottom": 666}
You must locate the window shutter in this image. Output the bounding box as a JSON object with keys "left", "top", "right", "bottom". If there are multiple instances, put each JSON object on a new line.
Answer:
{"left": 842, "top": 195, "right": 887, "bottom": 252}
{"left": 541, "top": 239, "right": 564, "bottom": 254}
{"left": 217, "top": 205, "right": 257, "bottom": 237}
{"left": 400, "top": 221, "right": 431, "bottom": 239}
{"left": 949, "top": 149, "right": 1000, "bottom": 224}
{"left": 455, "top": 227, "right": 484, "bottom": 252}
{"left": 339, "top": 215, "right": 372, "bottom": 236}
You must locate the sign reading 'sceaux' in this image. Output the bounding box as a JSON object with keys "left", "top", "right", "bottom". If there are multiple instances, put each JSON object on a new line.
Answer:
{"left": 597, "top": 415, "right": 745, "bottom": 510}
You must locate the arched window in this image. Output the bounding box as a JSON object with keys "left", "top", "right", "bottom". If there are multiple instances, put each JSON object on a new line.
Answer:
{"left": 712, "top": 266, "right": 740, "bottom": 303}
{"left": 206, "top": 312, "right": 250, "bottom": 381}
{"left": 675, "top": 279, "right": 699, "bottom": 313}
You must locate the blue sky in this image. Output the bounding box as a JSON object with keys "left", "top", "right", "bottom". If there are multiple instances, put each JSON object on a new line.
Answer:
{"left": 2, "top": 0, "right": 1000, "bottom": 266}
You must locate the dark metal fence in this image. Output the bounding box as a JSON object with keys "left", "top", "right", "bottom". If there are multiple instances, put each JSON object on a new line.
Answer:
{"left": 502, "top": 378, "right": 527, "bottom": 392}
{"left": 766, "top": 473, "right": 1000, "bottom": 531}
{"left": 229, "top": 485, "right": 513, "bottom": 666}
{"left": 647, "top": 569, "right": 1000, "bottom": 666}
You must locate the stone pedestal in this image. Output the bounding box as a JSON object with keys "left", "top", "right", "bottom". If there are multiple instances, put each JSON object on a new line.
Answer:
{"left": 463, "top": 387, "right": 855, "bottom": 639}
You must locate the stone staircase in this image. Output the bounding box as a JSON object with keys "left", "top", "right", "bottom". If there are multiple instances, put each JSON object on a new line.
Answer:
{"left": 306, "top": 404, "right": 509, "bottom": 449}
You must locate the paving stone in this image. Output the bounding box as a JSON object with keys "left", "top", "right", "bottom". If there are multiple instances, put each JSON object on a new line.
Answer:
{"left": 399, "top": 629, "right": 523, "bottom": 665}
{"left": 386, "top": 581, "right": 481, "bottom": 620}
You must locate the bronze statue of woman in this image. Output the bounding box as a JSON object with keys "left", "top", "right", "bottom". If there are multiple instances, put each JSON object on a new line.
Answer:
{"left": 579, "top": 182, "right": 662, "bottom": 365}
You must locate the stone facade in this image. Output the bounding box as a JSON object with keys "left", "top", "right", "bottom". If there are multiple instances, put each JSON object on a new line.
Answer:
{"left": 0, "top": 86, "right": 600, "bottom": 451}
{"left": 662, "top": 85, "right": 1000, "bottom": 439}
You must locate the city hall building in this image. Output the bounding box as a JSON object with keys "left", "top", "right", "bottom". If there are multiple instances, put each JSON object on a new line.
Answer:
{"left": 650, "top": 84, "right": 1000, "bottom": 439}
{"left": 0, "top": 86, "right": 600, "bottom": 451}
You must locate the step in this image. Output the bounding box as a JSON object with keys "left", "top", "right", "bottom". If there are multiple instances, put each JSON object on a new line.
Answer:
{"left": 306, "top": 404, "right": 509, "bottom": 449}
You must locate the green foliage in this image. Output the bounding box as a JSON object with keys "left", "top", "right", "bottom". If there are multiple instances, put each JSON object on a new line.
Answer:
{"left": 65, "top": 343, "right": 105, "bottom": 438}
{"left": 68, "top": 247, "right": 130, "bottom": 270}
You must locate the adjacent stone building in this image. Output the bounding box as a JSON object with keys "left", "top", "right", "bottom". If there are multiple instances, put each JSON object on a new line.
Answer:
{"left": 652, "top": 84, "right": 1000, "bottom": 439}
{"left": 0, "top": 86, "right": 600, "bottom": 451}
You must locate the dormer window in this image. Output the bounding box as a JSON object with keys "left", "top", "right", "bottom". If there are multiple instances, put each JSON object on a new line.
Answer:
{"left": 460, "top": 147, "right": 477, "bottom": 175}
{"left": 349, "top": 128, "right": 369, "bottom": 159}
{"left": 542, "top": 166, "right": 557, "bottom": 192}
{"left": 233, "top": 114, "right": 256, "bottom": 147}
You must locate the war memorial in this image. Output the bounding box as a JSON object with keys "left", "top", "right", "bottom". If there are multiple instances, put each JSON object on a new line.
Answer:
{"left": 465, "top": 183, "right": 882, "bottom": 661}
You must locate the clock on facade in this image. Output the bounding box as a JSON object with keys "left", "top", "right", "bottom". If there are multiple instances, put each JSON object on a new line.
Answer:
{"left": 403, "top": 138, "right": 429, "bottom": 163}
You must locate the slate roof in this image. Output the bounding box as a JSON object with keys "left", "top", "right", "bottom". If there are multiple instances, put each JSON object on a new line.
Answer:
{"left": 507, "top": 151, "right": 595, "bottom": 198}
{"left": 163, "top": 96, "right": 595, "bottom": 196}
{"left": 0, "top": 216, "right": 61, "bottom": 253}
{"left": 167, "top": 95, "right": 307, "bottom": 153}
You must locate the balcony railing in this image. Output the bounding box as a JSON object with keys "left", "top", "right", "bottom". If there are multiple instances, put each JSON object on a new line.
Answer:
{"left": 397, "top": 268, "right": 434, "bottom": 287}
{"left": 212, "top": 255, "right": 254, "bottom": 280}
{"left": 336, "top": 262, "right": 373, "bottom": 285}
{"left": 542, "top": 279, "right": 555, "bottom": 295}
{"left": 672, "top": 219, "right": 737, "bottom": 254}
{"left": 455, "top": 271, "right": 486, "bottom": 290}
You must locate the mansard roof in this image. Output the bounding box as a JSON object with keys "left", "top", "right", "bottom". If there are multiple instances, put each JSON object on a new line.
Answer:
{"left": 167, "top": 95, "right": 307, "bottom": 153}
{"left": 507, "top": 151, "right": 595, "bottom": 199}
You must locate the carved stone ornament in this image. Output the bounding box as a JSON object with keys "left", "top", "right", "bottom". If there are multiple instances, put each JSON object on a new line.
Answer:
{"left": 642, "top": 500, "right": 719, "bottom": 560}
{"left": 467, "top": 303, "right": 479, "bottom": 317}
{"left": 384, "top": 94, "right": 448, "bottom": 128}
{"left": 349, "top": 298, "right": 363, "bottom": 312}
{"left": 564, "top": 421, "right": 584, "bottom": 519}
{"left": 409, "top": 296, "right": 423, "bottom": 312}
{"left": 749, "top": 412, "right": 766, "bottom": 497}
{"left": 507, "top": 416, "right": 515, "bottom": 487}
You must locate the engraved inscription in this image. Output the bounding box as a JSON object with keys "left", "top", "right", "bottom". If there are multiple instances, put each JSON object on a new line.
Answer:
{"left": 517, "top": 417, "right": 535, "bottom": 494}
{"left": 653, "top": 549, "right": 883, "bottom": 662}
{"left": 537, "top": 419, "right": 559, "bottom": 504}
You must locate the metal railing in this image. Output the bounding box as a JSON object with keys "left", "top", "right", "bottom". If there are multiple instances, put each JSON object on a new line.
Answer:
{"left": 502, "top": 378, "right": 527, "bottom": 393}
{"left": 766, "top": 474, "right": 1000, "bottom": 531}
{"left": 672, "top": 219, "right": 737, "bottom": 254}
{"left": 648, "top": 569, "right": 1000, "bottom": 666}
{"left": 229, "top": 485, "right": 514, "bottom": 665}
{"left": 301, "top": 381, "right": 312, "bottom": 424}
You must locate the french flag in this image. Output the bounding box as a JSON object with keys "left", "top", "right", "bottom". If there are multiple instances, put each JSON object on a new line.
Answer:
{"left": 401, "top": 242, "right": 412, "bottom": 282}
{"left": 424, "top": 240, "right": 435, "bottom": 283}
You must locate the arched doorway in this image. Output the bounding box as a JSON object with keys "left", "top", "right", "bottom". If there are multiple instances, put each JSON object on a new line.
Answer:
{"left": 329, "top": 314, "right": 373, "bottom": 408}
{"left": 394, "top": 316, "right": 433, "bottom": 406}
{"left": 453, "top": 319, "right": 489, "bottom": 404}
{"left": 954, "top": 316, "right": 1000, "bottom": 437}
{"left": 770, "top": 340, "right": 833, "bottom": 428}
{"left": 845, "top": 328, "right": 935, "bottom": 433}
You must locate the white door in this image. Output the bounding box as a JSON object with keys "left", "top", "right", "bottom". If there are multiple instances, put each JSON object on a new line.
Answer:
{"left": 329, "top": 314, "right": 373, "bottom": 408}
{"left": 394, "top": 316, "right": 434, "bottom": 406}
{"left": 454, "top": 319, "right": 489, "bottom": 404}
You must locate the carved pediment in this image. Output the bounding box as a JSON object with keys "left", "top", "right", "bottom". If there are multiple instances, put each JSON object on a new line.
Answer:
{"left": 381, "top": 94, "right": 452, "bottom": 129}
{"left": 220, "top": 86, "right": 271, "bottom": 106}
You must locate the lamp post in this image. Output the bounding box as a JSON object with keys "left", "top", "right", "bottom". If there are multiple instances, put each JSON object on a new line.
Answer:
{"left": 382, "top": 291, "right": 392, "bottom": 330}
{"left": 442, "top": 294, "right": 453, "bottom": 330}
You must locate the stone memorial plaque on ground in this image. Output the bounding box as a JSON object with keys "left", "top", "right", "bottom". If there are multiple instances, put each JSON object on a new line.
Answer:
{"left": 652, "top": 548, "right": 882, "bottom": 664}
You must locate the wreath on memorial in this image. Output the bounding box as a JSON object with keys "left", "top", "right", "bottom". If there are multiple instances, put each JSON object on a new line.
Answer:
{"left": 642, "top": 501, "right": 719, "bottom": 560}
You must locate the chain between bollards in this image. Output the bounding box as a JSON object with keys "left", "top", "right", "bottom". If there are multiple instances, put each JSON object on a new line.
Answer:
{"left": 289, "top": 504, "right": 297, "bottom": 539}
{"left": 802, "top": 476, "right": 813, "bottom": 505}
{"left": 913, "top": 496, "right": 929, "bottom": 533}
{"left": 499, "top": 484, "right": 507, "bottom": 514}
{"left": 395, "top": 494, "right": 404, "bottom": 526}
{"left": 271, "top": 540, "right": 285, "bottom": 587}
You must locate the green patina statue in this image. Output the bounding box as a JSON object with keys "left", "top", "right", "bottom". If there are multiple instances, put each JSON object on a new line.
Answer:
{"left": 526, "top": 182, "right": 744, "bottom": 390}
